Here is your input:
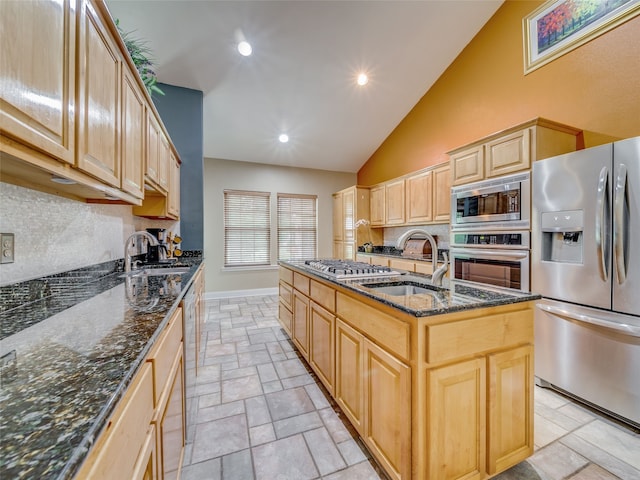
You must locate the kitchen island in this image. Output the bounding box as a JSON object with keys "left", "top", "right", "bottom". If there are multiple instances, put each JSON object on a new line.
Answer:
{"left": 278, "top": 260, "right": 539, "bottom": 480}
{"left": 0, "top": 256, "right": 204, "bottom": 479}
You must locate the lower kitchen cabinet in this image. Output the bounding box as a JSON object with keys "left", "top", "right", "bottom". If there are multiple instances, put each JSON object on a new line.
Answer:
{"left": 487, "top": 345, "right": 534, "bottom": 474}
{"left": 427, "top": 358, "right": 486, "bottom": 480}
{"left": 75, "top": 307, "right": 185, "bottom": 479}
{"left": 364, "top": 340, "right": 411, "bottom": 480}
{"left": 335, "top": 319, "right": 364, "bottom": 431}
{"left": 292, "top": 289, "right": 310, "bottom": 359}
{"left": 309, "top": 301, "right": 335, "bottom": 395}
{"left": 278, "top": 265, "right": 534, "bottom": 480}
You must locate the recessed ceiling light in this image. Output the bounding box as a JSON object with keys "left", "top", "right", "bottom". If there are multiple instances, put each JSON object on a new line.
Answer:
{"left": 357, "top": 73, "right": 368, "bottom": 86}
{"left": 238, "top": 41, "right": 252, "bottom": 56}
{"left": 278, "top": 134, "right": 289, "bottom": 143}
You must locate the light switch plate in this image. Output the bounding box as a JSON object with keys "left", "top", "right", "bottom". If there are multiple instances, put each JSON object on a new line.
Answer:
{"left": 1, "top": 233, "right": 15, "bottom": 264}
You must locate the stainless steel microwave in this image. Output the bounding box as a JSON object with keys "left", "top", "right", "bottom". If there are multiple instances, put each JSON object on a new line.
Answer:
{"left": 451, "top": 172, "right": 531, "bottom": 231}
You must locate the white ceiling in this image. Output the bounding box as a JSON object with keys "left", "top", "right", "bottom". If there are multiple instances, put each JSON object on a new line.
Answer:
{"left": 106, "top": 0, "right": 503, "bottom": 173}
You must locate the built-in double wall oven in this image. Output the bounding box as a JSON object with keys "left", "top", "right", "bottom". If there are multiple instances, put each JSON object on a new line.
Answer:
{"left": 450, "top": 172, "right": 531, "bottom": 292}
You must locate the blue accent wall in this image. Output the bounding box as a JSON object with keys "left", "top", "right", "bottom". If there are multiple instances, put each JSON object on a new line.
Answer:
{"left": 152, "top": 83, "right": 204, "bottom": 250}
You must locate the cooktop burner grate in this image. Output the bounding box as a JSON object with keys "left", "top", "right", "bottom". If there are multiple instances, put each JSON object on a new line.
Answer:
{"left": 304, "top": 260, "right": 399, "bottom": 278}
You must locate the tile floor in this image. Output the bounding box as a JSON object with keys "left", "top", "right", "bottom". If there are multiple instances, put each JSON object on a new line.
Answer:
{"left": 180, "top": 295, "right": 640, "bottom": 480}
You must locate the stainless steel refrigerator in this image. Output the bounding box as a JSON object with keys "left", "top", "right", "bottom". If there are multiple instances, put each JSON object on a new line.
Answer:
{"left": 532, "top": 136, "right": 640, "bottom": 428}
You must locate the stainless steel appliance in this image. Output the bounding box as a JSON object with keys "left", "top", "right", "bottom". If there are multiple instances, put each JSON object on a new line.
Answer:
{"left": 451, "top": 171, "right": 530, "bottom": 231}
{"left": 450, "top": 231, "right": 530, "bottom": 292}
{"left": 304, "top": 260, "right": 400, "bottom": 279}
{"left": 532, "top": 136, "right": 640, "bottom": 427}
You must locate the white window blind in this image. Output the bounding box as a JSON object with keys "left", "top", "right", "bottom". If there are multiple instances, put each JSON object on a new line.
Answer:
{"left": 277, "top": 194, "right": 317, "bottom": 261}
{"left": 224, "top": 190, "right": 271, "bottom": 267}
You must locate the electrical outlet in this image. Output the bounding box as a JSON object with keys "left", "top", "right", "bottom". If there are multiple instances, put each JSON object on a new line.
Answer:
{"left": 1, "top": 233, "right": 15, "bottom": 264}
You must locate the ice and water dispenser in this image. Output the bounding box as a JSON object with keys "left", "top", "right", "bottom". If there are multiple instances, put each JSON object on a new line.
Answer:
{"left": 540, "top": 210, "right": 584, "bottom": 264}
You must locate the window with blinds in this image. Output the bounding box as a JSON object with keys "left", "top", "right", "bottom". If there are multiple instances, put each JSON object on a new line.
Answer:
{"left": 277, "top": 193, "right": 317, "bottom": 261}
{"left": 224, "top": 190, "right": 271, "bottom": 267}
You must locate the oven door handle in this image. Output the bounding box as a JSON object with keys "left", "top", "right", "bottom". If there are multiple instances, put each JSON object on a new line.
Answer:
{"left": 536, "top": 303, "right": 640, "bottom": 337}
{"left": 451, "top": 248, "right": 529, "bottom": 260}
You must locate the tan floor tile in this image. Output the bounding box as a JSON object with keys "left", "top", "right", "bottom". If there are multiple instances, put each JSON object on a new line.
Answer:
{"left": 252, "top": 435, "right": 318, "bottom": 480}
{"left": 574, "top": 420, "right": 640, "bottom": 470}
{"left": 567, "top": 464, "right": 621, "bottom": 479}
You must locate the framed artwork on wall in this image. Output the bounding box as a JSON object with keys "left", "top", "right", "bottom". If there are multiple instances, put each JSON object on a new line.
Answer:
{"left": 523, "top": 0, "right": 640, "bottom": 74}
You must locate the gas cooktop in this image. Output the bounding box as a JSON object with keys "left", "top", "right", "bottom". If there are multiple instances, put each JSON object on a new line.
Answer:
{"left": 304, "top": 260, "right": 400, "bottom": 279}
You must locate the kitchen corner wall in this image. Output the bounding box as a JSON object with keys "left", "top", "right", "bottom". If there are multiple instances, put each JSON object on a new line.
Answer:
{"left": 204, "top": 158, "right": 356, "bottom": 294}
{"left": 152, "top": 83, "right": 204, "bottom": 251}
{"left": 0, "top": 182, "right": 178, "bottom": 285}
{"left": 358, "top": 0, "right": 640, "bottom": 185}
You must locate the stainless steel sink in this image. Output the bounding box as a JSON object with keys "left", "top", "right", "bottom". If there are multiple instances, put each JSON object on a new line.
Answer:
{"left": 120, "top": 266, "right": 191, "bottom": 278}
{"left": 360, "top": 281, "right": 441, "bottom": 296}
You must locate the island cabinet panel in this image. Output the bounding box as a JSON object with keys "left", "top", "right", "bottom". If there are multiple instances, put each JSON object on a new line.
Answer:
{"left": 76, "top": 362, "right": 155, "bottom": 479}
{"left": 426, "top": 358, "right": 486, "bottom": 480}
{"left": 364, "top": 340, "right": 411, "bottom": 480}
{"left": 310, "top": 279, "right": 335, "bottom": 312}
{"left": 336, "top": 292, "right": 410, "bottom": 361}
{"left": 279, "top": 281, "right": 293, "bottom": 311}
{"left": 293, "top": 272, "right": 310, "bottom": 296}
{"left": 76, "top": 0, "right": 122, "bottom": 187}
{"left": 424, "top": 305, "right": 533, "bottom": 365}
{"left": 309, "top": 301, "right": 335, "bottom": 394}
{"left": 335, "top": 319, "right": 365, "bottom": 430}
{"left": 147, "top": 307, "right": 184, "bottom": 405}
{"left": 0, "top": 0, "right": 76, "bottom": 164}
{"left": 292, "top": 289, "right": 310, "bottom": 359}
{"left": 487, "top": 345, "right": 534, "bottom": 474}
{"left": 278, "top": 301, "right": 293, "bottom": 336}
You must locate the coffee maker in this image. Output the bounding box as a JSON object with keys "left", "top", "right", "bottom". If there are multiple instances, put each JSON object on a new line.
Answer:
{"left": 146, "top": 228, "right": 169, "bottom": 263}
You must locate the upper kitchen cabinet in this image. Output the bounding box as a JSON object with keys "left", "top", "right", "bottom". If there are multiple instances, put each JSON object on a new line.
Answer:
{"left": 0, "top": 0, "right": 180, "bottom": 208}
{"left": 120, "top": 63, "right": 145, "bottom": 199}
{"left": 384, "top": 179, "right": 405, "bottom": 226}
{"left": 406, "top": 162, "right": 451, "bottom": 225}
{"left": 369, "top": 185, "right": 385, "bottom": 227}
{"left": 450, "top": 118, "right": 582, "bottom": 186}
{"left": 133, "top": 146, "right": 180, "bottom": 220}
{"left": 76, "top": 0, "right": 122, "bottom": 188}
{"left": 0, "top": 0, "right": 76, "bottom": 165}
{"left": 332, "top": 186, "right": 381, "bottom": 260}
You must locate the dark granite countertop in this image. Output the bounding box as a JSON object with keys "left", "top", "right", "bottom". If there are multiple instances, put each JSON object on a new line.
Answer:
{"left": 280, "top": 260, "right": 539, "bottom": 318}
{"left": 0, "top": 255, "right": 203, "bottom": 480}
{"left": 356, "top": 245, "right": 449, "bottom": 263}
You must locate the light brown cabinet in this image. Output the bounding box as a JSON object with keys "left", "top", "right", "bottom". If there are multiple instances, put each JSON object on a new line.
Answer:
{"left": 363, "top": 339, "right": 411, "bottom": 480}
{"left": 76, "top": 0, "right": 122, "bottom": 187}
{"left": 450, "top": 118, "right": 582, "bottom": 186}
{"left": 167, "top": 152, "right": 180, "bottom": 218}
{"left": 309, "top": 301, "right": 335, "bottom": 395}
{"left": 292, "top": 289, "right": 310, "bottom": 359}
{"left": 332, "top": 186, "right": 380, "bottom": 260}
{"left": 405, "top": 169, "right": 433, "bottom": 224}
{"left": 0, "top": 0, "right": 180, "bottom": 210}
{"left": 369, "top": 185, "right": 385, "bottom": 226}
{"left": 385, "top": 179, "right": 405, "bottom": 225}
{"left": 0, "top": 0, "right": 76, "bottom": 165}
{"left": 76, "top": 307, "right": 185, "bottom": 479}
{"left": 121, "top": 67, "right": 145, "bottom": 199}
{"left": 432, "top": 163, "right": 451, "bottom": 222}
{"left": 278, "top": 265, "right": 535, "bottom": 480}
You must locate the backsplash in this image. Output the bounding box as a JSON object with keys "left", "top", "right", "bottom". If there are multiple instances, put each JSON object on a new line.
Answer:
{"left": 0, "top": 183, "right": 179, "bottom": 285}
{"left": 383, "top": 224, "right": 450, "bottom": 249}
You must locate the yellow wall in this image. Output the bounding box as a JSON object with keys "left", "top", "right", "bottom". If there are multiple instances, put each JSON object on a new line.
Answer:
{"left": 357, "top": 0, "right": 640, "bottom": 185}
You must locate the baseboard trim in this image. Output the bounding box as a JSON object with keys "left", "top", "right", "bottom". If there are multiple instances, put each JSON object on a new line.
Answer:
{"left": 204, "top": 287, "right": 278, "bottom": 300}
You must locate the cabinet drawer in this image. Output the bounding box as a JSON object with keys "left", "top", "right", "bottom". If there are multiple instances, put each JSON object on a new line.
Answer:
{"left": 79, "top": 362, "right": 154, "bottom": 478}
{"left": 279, "top": 281, "right": 293, "bottom": 309}
{"left": 388, "top": 258, "right": 416, "bottom": 272}
{"left": 425, "top": 305, "right": 533, "bottom": 364}
{"left": 294, "top": 272, "right": 310, "bottom": 295}
{"left": 336, "top": 293, "right": 410, "bottom": 361}
{"left": 310, "top": 279, "right": 335, "bottom": 312}
{"left": 279, "top": 267, "right": 293, "bottom": 285}
{"left": 279, "top": 302, "right": 293, "bottom": 334}
{"left": 148, "top": 307, "right": 183, "bottom": 405}
{"left": 414, "top": 262, "right": 433, "bottom": 275}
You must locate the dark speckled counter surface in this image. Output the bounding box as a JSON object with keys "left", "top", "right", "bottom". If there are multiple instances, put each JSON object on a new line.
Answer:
{"left": 281, "top": 260, "right": 540, "bottom": 317}
{"left": 0, "top": 255, "right": 203, "bottom": 480}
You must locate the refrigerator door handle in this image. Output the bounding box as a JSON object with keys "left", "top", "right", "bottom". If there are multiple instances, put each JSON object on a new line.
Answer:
{"left": 614, "top": 164, "right": 628, "bottom": 284}
{"left": 537, "top": 303, "right": 640, "bottom": 337}
{"left": 595, "top": 166, "right": 609, "bottom": 282}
